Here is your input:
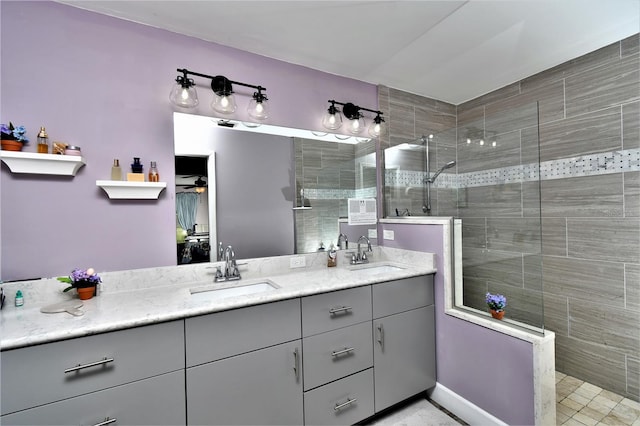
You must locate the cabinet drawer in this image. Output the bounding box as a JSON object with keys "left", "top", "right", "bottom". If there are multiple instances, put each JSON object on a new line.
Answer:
{"left": 1, "top": 370, "right": 185, "bottom": 425}
{"left": 302, "top": 286, "right": 372, "bottom": 337}
{"left": 304, "top": 369, "right": 374, "bottom": 426}
{"left": 303, "top": 321, "right": 373, "bottom": 391}
{"left": 372, "top": 274, "right": 434, "bottom": 318}
{"left": 1, "top": 320, "right": 184, "bottom": 416}
{"left": 185, "top": 298, "right": 301, "bottom": 367}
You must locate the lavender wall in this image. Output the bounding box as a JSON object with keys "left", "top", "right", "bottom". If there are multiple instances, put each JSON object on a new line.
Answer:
{"left": 0, "top": 1, "right": 377, "bottom": 281}
{"left": 381, "top": 222, "right": 535, "bottom": 425}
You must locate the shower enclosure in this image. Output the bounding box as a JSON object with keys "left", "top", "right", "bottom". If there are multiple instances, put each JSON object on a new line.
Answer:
{"left": 383, "top": 102, "right": 544, "bottom": 332}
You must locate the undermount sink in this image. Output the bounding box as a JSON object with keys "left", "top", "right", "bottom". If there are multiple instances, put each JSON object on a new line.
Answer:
{"left": 350, "top": 264, "right": 406, "bottom": 274}
{"left": 190, "top": 280, "right": 278, "bottom": 302}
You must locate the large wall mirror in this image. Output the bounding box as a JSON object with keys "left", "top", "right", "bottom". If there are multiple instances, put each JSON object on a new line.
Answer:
{"left": 173, "top": 112, "right": 377, "bottom": 264}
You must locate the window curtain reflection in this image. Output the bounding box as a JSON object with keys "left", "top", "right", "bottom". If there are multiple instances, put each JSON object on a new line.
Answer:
{"left": 176, "top": 192, "right": 199, "bottom": 232}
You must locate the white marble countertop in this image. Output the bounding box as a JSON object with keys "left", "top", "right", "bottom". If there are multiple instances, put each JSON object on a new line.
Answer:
{"left": 0, "top": 247, "right": 435, "bottom": 350}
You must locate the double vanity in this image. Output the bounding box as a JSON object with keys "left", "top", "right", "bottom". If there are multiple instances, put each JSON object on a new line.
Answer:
{"left": 0, "top": 247, "right": 436, "bottom": 425}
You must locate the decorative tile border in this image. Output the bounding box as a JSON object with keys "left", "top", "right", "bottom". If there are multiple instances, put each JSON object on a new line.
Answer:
{"left": 385, "top": 148, "right": 640, "bottom": 189}
{"left": 303, "top": 187, "right": 376, "bottom": 200}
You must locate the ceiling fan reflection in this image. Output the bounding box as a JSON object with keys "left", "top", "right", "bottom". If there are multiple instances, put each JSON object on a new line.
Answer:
{"left": 177, "top": 176, "right": 207, "bottom": 192}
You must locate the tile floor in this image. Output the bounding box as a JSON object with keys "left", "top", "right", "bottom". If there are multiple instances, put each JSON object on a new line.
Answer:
{"left": 367, "top": 397, "right": 464, "bottom": 426}
{"left": 367, "top": 372, "right": 640, "bottom": 426}
{"left": 556, "top": 372, "right": 640, "bottom": 426}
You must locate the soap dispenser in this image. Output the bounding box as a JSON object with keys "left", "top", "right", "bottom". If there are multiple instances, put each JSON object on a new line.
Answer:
{"left": 327, "top": 243, "right": 337, "bottom": 267}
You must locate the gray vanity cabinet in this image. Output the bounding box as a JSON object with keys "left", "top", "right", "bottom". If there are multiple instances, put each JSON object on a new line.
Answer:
{"left": 301, "top": 287, "right": 375, "bottom": 425}
{"left": 1, "top": 370, "right": 185, "bottom": 425}
{"left": 1, "top": 320, "right": 185, "bottom": 423}
{"left": 372, "top": 274, "right": 436, "bottom": 413}
{"left": 187, "top": 339, "right": 303, "bottom": 425}
{"left": 184, "top": 298, "right": 303, "bottom": 425}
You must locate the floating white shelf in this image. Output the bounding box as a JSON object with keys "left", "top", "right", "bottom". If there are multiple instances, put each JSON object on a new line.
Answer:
{"left": 96, "top": 180, "right": 167, "bottom": 200}
{"left": 0, "top": 151, "right": 86, "bottom": 176}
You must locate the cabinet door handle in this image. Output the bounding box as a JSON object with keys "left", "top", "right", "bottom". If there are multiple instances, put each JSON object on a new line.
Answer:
{"left": 64, "top": 357, "right": 114, "bottom": 374}
{"left": 331, "top": 347, "right": 355, "bottom": 357}
{"left": 377, "top": 323, "right": 384, "bottom": 350}
{"left": 92, "top": 417, "right": 117, "bottom": 426}
{"left": 293, "top": 347, "right": 300, "bottom": 381}
{"left": 334, "top": 397, "right": 357, "bottom": 411}
{"left": 329, "top": 306, "right": 352, "bottom": 315}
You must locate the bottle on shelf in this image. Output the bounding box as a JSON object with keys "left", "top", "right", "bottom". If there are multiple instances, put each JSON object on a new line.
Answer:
{"left": 131, "top": 157, "right": 143, "bottom": 173}
{"left": 37, "top": 127, "right": 49, "bottom": 154}
{"left": 148, "top": 161, "right": 159, "bottom": 182}
{"left": 111, "top": 159, "right": 122, "bottom": 181}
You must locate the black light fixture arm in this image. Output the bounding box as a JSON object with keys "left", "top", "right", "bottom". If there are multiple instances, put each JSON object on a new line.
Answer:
{"left": 177, "top": 68, "right": 266, "bottom": 92}
{"left": 327, "top": 99, "right": 383, "bottom": 118}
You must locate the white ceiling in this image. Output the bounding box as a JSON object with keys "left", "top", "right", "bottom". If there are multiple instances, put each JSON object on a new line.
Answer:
{"left": 56, "top": 0, "right": 639, "bottom": 104}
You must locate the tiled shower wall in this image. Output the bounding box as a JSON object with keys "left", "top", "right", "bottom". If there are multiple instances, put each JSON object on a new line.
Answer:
{"left": 379, "top": 34, "right": 640, "bottom": 401}
{"left": 459, "top": 34, "right": 639, "bottom": 401}
{"left": 377, "top": 87, "right": 458, "bottom": 217}
{"left": 293, "top": 137, "right": 377, "bottom": 254}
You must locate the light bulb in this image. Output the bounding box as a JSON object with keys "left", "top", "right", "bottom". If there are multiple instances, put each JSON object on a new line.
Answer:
{"left": 479, "top": 139, "right": 485, "bottom": 146}
{"left": 211, "top": 93, "right": 237, "bottom": 114}
{"left": 347, "top": 117, "right": 365, "bottom": 134}
{"left": 247, "top": 97, "right": 269, "bottom": 120}
{"left": 169, "top": 83, "right": 198, "bottom": 108}
{"left": 322, "top": 110, "right": 342, "bottom": 130}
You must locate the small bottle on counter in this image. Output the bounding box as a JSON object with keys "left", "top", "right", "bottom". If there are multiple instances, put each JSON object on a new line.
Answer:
{"left": 15, "top": 290, "right": 24, "bottom": 307}
{"left": 65, "top": 145, "right": 82, "bottom": 156}
{"left": 327, "top": 243, "right": 337, "bottom": 267}
{"left": 111, "top": 159, "right": 122, "bottom": 181}
{"left": 148, "top": 161, "right": 159, "bottom": 182}
{"left": 37, "top": 127, "right": 50, "bottom": 154}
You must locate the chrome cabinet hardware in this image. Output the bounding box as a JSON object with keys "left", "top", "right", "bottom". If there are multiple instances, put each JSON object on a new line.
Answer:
{"left": 334, "top": 397, "right": 357, "bottom": 411}
{"left": 329, "top": 306, "right": 352, "bottom": 315}
{"left": 377, "top": 324, "right": 384, "bottom": 350}
{"left": 293, "top": 348, "right": 300, "bottom": 381}
{"left": 64, "top": 357, "right": 114, "bottom": 374}
{"left": 92, "top": 417, "right": 117, "bottom": 426}
{"left": 331, "top": 347, "right": 355, "bottom": 357}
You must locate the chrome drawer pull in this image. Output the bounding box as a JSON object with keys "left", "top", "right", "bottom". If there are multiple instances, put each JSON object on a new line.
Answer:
{"left": 92, "top": 417, "right": 117, "bottom": 426}
{"left": 377, "top": 324, "right": 384, "bottom": 351}
{"left": 334, "top": 398, "right": 357, "bottom": 411}
{"left": 329, "top": 306, "right": 352, "bottom": 315}
{"left": 64, "top": 357, "right": 114, "bottom": 374}
{"left": 331, "top": 347, "right": 355, "bottom": 357}
{"left": 293, "top": 348, "right": 300, "bottom": 381}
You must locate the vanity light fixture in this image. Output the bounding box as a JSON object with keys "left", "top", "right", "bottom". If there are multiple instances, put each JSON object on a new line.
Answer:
{"left": 169, "top": 69, "right": 199, "bottom": 108}
{"left": 322, "top": 100, "right": 343, "bottom": 130}
{"left": 321, "top": 100, "right": 385, "bottom": 137}
{"left": 170, "top": 68, "right": 269, "bottom": 120}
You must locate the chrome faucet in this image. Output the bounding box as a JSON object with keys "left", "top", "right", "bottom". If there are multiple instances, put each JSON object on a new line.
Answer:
{"left": 337, "top": 233, "right": 349, "bottom": 250}
{"left": 352, "top": 235, "right": 372, "bottom": 264}
{"left": 215, "top": 245, "right": 241, "bottom": 282}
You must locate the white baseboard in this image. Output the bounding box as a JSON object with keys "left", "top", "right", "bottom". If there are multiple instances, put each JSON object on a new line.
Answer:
{"left": 428, "top": 383, "right": 508, "bottom": 426}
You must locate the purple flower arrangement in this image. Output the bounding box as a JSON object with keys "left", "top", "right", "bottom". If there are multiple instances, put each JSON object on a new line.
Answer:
{"left": 58, "top": 268, "right": 102, "bottom": 292}
{"left": 1, "top": 122, "right": 29, "bottom": 143}
{"left": 485, "top": 292, "right": 507, "bottom": 311}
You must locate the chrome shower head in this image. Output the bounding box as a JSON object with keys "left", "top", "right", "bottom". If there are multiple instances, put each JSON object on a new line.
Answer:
{"left": 428, "top": 160, "right": 456, "bottom": 183}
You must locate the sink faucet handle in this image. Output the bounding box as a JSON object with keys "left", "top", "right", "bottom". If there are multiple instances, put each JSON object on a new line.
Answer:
{"left": 215, "top": 266, "right": 224, "bottom": 279}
